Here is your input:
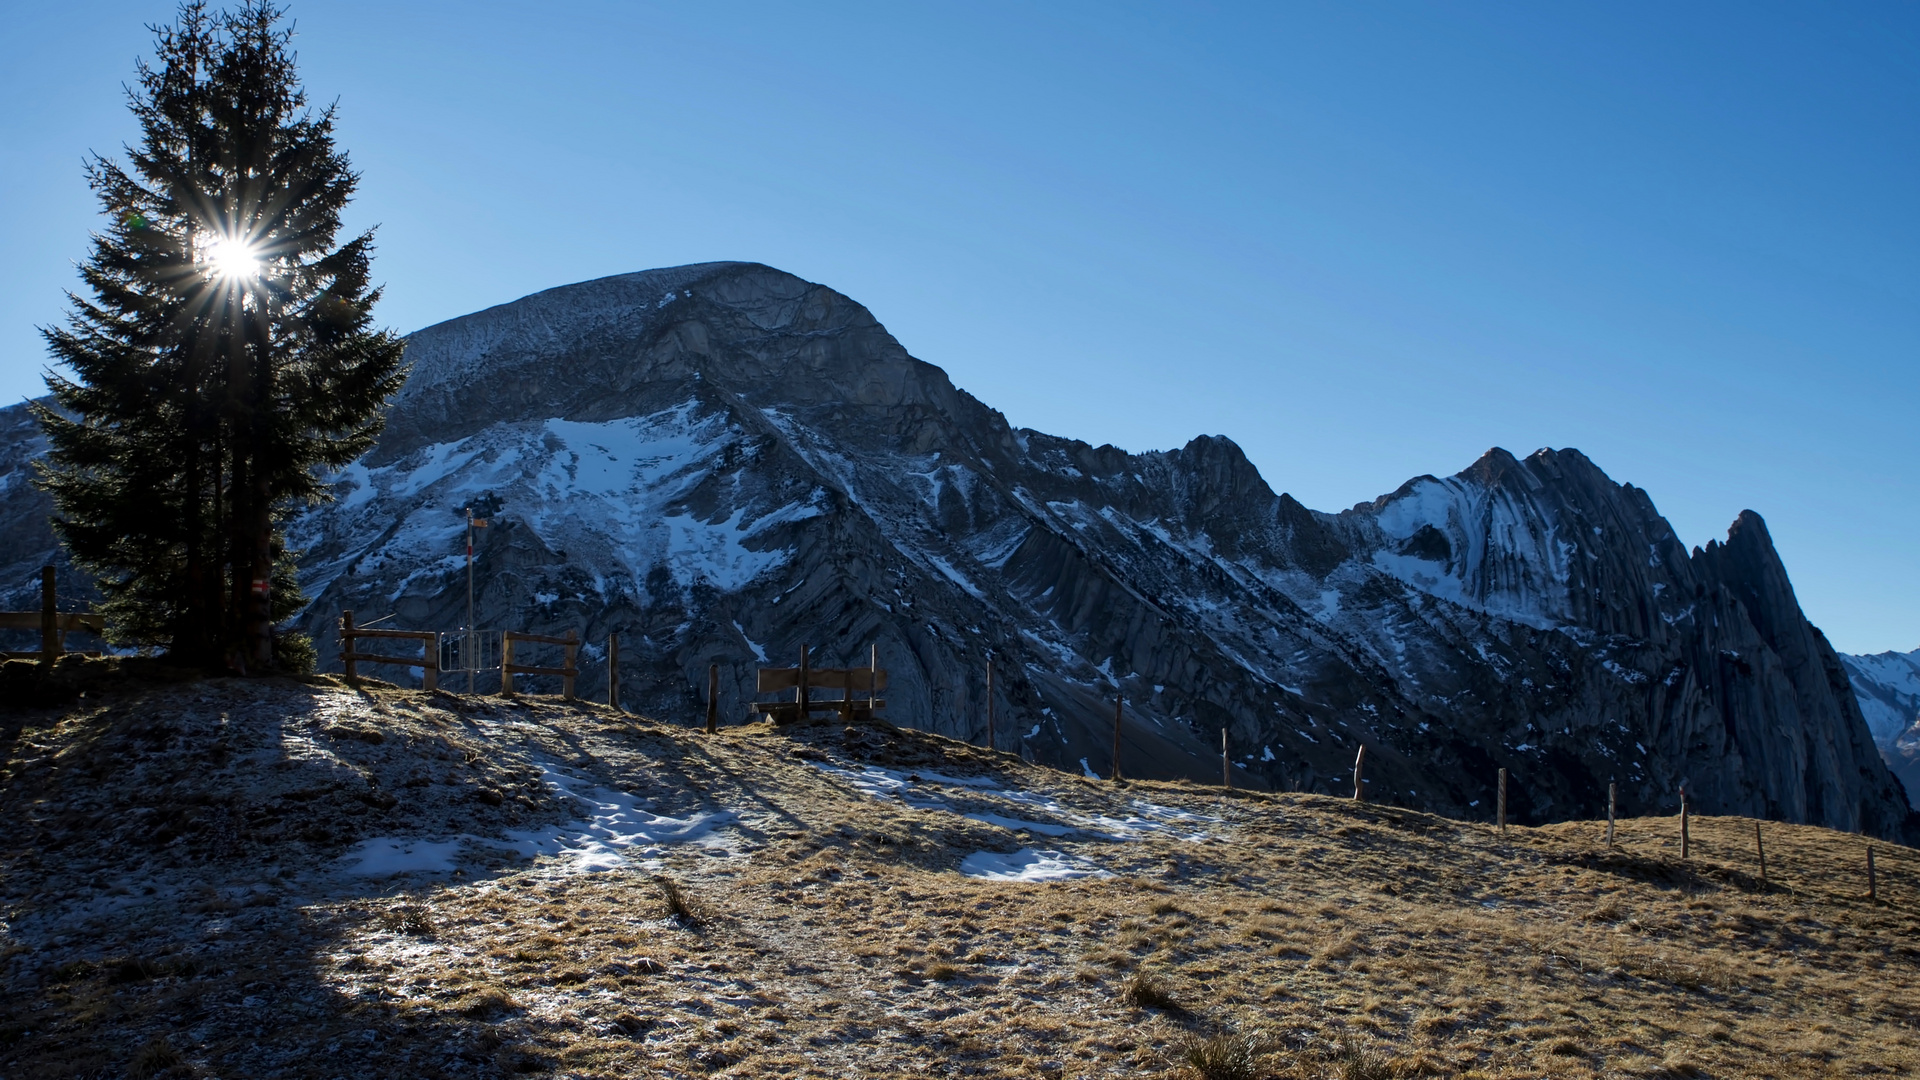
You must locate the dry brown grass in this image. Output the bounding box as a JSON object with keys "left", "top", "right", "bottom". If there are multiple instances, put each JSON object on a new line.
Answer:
{"left": 2, "top": 676, "right": 1918, "bottom": 1078}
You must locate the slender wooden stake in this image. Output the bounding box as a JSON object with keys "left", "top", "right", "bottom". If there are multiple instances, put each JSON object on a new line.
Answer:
{"left": 797, "top": 644, "right": 810, "bottom": 720}
{"left": 500, "top": 633, "right": 515, "bottom": 696}
{"left": 986, "top": 656, "right": 995, "bottom": 749}
{"left": 1497, "top": 767, "right": 1508, "bottom": 833}
{"left": 1223, "top": 728, "right": 1232, "bottom": 789}
{"left": 606, "top": 633, "right": 619, "bottom": 710}
{"left": 341, "top": 610, "right": 357, "bottom": 682}
{"left": 1868, "top": 845, "right": 1878, "bottom": 903}
{"left": 1111, "top": 695, "right": 1123, "bottom": 781}
{"left": 706, "top": 663, "right": 719, "bottom": 734}
{"left": 1607, "top": 782, "right": 1617, "bottom": 847}
{"left": 1680, "top": 789, "right": 1690, "bottom": 860}
{"left": 422, "top": 633, "right": 438, "bottom": 693}
{"left": 870, "top": 644, "right": 878, "bottom": 713}
{"left": 1755, "top": 820, "right": 1766, "bottom": 887}
{"left": 40, "top": 565, "right": 58, "bottom": 663}
{"left": 563, "top": 630, "right": 578, "bottom": 700}
{"left": 1352, "top": 744, "right": 1367, "bottom": 801}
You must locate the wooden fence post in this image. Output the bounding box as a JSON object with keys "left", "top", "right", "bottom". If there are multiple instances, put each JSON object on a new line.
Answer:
{"left": 39, "top": 566, "right": 59, "bottom": 663}
{"left": 706, "top": 663, "right": 719, "bottom": 734}
{"left": 1497, "top": 768, "right": 1508, "bottom": 833}
{"left": 1755, "top": 820, "right": 1767, "bottom": 887}
{"left": 1868, "top": 845, "right": 1878, "bottom": 903}
{"left": 500, "top": 633, "right": 515, "bottom": 696}
{"left": 562, "top": 630, "right": 578, "bottom": 700}
{"left": 1680, "top": 789, "right": 1690, "bottom": 860}
{"left": 341, "top": 610, "right": 357, "bottom": 682}
{"left": 1352, "top": 744, "right": 1366, "bottom": 801}
{"left": 1111, "top": 695, "right": 1123, "bottom": 781}
{"left": 1607, "top": 782, "right": 1617, "bottom": 847}
{"left": 422, "top": 633, "right": 438, "bottom": 693}
{"left": 986, "top": 656, "right": 995, "bottom": 749}
{"left": 797, "top": 644, "right": 810, "bottom": 719}
{"left": 608, "top": 633, "right": 620, "bottom": 711}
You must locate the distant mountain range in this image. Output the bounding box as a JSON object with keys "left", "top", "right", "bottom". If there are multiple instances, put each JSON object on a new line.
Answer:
{"left": 1, "top": 262, "right": 1912, "bottom": 839}
{"left": 1841, "top": 649, "right": 1920, "bottom": 812}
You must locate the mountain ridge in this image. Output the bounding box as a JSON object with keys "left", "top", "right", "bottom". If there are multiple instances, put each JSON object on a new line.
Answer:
{"left": 1, "top": 261, "right": 1911, "bottom": 840}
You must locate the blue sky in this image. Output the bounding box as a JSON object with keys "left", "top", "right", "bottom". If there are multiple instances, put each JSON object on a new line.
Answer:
{"left": 2, "top": 2, "right": 1915, "bottom": 653}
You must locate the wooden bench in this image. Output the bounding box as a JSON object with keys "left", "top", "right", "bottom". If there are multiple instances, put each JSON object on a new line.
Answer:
{"left": 752, "top": 646, "right": 887, "bottom": 724}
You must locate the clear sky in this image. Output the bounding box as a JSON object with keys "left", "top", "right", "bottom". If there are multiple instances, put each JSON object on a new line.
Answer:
{"left": 2, "top": 2, "right": 1914, "bottom": 653}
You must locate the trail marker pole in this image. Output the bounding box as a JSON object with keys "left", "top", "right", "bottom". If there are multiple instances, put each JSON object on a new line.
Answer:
{"left": 1755, "top": 821, "right": 1767, "bottom": 887}
{"left": 706, "top": 663, "right": 719, "bottom": 734}
{"left": 1111, "top": 695, "right": 1123, "bottom": 781}
{"left": 870, "top": 644, "right": 878, "bottom": 713}
{"left": 464, "top": 508, "right": 488, "bottom": 694}
{"left": 1353, "top": 744, "right": 1367, "bottom": 801}
{"left": 608, "top": 633, "right": 620, "bottom": 711}
{"left": 1223, "top": 728, "right": 1232, "bottom": 789}
{"left": 1868, "top": 845, "right": 1878, "bottom": 903}
{"left": 1607, "top": 782, "right": 1617, "bottom": 847}
{"left": 1497, "top": 768, "right": 1508, "bottom": 833}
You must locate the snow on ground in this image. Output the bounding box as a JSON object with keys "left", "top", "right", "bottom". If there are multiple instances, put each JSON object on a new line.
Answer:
{"left": 346, "top": 761, "right": 738, "bottom": 877}
{"left": 958, "top": 848, "right": 1111, "bottom": 882}
{"left": 801, "top": 758, "right": 1217, "bottom": 878}
{"left": 503, "top": 764, "right": 738, "bottom": 871}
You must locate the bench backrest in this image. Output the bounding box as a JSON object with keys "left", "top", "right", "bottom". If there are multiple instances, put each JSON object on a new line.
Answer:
{"left": 757, "top": 667, "right": 888, "bottom": 693}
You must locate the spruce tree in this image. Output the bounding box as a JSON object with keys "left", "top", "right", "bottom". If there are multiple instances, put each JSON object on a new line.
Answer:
{"left": 35, "top": 1, "right": 405, "bottom": 671}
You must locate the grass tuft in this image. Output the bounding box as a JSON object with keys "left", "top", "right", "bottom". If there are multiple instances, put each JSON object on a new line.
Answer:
{"left": 458, "top": 987, "right": 521, "bottom": 1018}
{"left": 656, "top": 874, "right": 704, "bottom": 927}
{"left": 376, "top": 906, "right": 436, "bottom": 937}
{"left": 1332, "top": 1039, "right": 1397, "bottom": 1080}
{"left": 126, "top": 1036, "right": 188, "bottom": 1079}
{"left": 1119, "top": 970, "right": 1181, "bottom": 1011}
{"left": 1179, "top": 1029, "right": 1262, "bottom": 1080}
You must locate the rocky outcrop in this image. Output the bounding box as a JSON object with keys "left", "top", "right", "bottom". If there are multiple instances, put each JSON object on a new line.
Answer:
{"left": 1, "top": 261, "right": 1911, "bottom": 841}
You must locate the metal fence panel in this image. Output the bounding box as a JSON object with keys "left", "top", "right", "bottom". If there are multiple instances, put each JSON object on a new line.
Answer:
{"left": 439, "top": 629, "right": 502, "bottom": 673}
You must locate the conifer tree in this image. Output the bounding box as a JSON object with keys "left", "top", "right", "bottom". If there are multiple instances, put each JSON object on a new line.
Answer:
{"left": 35, "top": 2, "right": 405, "bottom": 670}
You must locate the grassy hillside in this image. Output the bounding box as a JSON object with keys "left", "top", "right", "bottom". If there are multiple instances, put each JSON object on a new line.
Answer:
{"left": 2, "top": 666, "right": 1916, "bottom": 1078}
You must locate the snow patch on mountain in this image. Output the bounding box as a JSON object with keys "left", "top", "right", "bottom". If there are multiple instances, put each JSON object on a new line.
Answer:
{"left": 1842, "top": 649, "right": 1920, "bottom": 745}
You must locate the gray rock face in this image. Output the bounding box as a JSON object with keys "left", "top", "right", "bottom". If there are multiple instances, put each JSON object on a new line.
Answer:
{"left": 2, "top": 261, "right": 1912, "bottom": 840}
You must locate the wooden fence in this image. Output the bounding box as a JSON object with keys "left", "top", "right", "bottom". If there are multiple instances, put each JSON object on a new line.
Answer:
{"left": 0, "top": 566, "right": 103, "bottom": 662}
{"left": 502, "top": 629, "right": 579, "bottom": 700}
{"left": 339, "top": 609, "right": 438, "bottom": 691}
{"left": 338, "top": 612, "right": 577, "bottom": 698}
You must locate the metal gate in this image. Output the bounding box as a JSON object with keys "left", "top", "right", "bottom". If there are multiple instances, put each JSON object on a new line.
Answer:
{"left": 440, "top": 629, "right": 501, "bottom": 693}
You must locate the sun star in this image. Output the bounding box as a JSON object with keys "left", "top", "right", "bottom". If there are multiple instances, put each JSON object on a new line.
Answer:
{"left": 203, "top": 234, "right": 262, "bottom": 280}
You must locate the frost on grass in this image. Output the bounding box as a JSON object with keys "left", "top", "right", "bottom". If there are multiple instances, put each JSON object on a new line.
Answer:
{"left": 6, "top": 676, "right": 1919, "bottom": 1079}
